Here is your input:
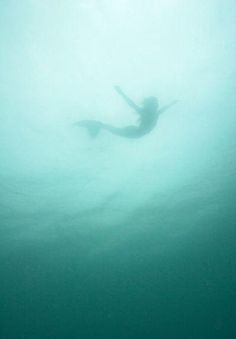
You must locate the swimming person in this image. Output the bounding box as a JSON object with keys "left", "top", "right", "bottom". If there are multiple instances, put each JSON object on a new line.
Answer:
{"left": 75, "top": 86, "right": 178, "bottom": 138}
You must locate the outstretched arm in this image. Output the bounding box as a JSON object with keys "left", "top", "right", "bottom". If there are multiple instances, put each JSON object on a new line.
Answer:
{"left": 114, "top": 86, "right": 141, "bottom": 113}
{"left": 158, "top": 100, "right": 178, "bottom": 114}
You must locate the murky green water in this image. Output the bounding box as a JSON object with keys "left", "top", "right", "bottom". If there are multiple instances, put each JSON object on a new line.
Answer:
{"left": 0, "top": 1, "right": 236, "bottom": 338}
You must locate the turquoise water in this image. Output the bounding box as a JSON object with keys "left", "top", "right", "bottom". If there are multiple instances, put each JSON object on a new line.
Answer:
{"left": 0, "top": 1, "right": 236, "bottom": 338}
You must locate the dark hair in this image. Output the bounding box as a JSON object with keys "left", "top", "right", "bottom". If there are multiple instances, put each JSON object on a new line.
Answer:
{"left": 143, "top": 96, "right": 158, "bottom": 107}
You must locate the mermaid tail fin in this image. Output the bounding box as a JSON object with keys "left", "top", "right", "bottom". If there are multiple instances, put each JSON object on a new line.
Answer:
{"left": 76, "top": 120, "right": 102, "bottom": 138}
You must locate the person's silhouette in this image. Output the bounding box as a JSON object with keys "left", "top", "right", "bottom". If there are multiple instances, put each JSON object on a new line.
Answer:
{"left": 75, "top": 86, "right": 177, "bottom": 138}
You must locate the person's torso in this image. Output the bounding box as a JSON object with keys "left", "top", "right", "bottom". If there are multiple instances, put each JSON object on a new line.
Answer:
{"left": 138, "top": 108, "right": 158, "bottom": 133}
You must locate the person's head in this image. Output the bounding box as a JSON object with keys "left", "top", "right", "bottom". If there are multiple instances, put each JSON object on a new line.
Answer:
{"left": 142, "top": 96, "right": 158, "bottom": 110}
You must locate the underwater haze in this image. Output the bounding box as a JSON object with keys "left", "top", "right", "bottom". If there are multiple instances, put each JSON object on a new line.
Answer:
{"left": 1, "top": 0, "right": 236, "bottom": 338}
